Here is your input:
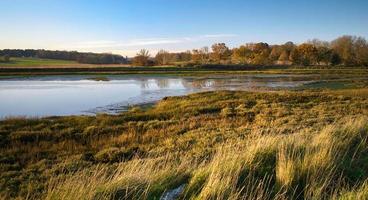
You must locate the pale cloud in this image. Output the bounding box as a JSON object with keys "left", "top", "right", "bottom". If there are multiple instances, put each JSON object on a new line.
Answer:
{"left": 65, "top": 38, "right": 184, "bottom": 49}
{"left": 62, "top": 34, "right": 238, "bottom": 49}
{"left": 58, "top": 33, "right": 238, "bottom": 56}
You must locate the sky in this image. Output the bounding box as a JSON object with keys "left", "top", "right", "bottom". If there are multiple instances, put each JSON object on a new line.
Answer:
{"left": 0, "top": 0, "right": 367, "bottom": 57}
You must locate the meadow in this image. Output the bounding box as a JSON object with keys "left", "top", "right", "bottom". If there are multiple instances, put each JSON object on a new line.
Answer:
{"left": 1, "top": 88, "right": 368, "bottom": 199}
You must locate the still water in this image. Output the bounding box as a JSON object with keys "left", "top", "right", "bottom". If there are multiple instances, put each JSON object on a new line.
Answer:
{"left": 0, "top": 74, "right": 314, "bottom": 117}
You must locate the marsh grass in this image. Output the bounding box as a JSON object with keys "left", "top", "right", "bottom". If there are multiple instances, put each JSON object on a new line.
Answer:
{"left": 1, "top": 89, "right": 368, "bottom": 199}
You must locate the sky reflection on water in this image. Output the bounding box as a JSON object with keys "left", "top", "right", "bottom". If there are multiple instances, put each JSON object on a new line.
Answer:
{"left": 0, "top": 74, "right": 311, "bottom": 117}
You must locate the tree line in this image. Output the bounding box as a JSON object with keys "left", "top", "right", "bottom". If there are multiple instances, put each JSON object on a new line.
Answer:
{"left": 133, "top": 35, "right": 368, "bottom": 67}
{"left": 1, "top": 35, "right": 367, "bottom": 66}
{"left": 0, "top": 49, "right": 128, "bottom": 64}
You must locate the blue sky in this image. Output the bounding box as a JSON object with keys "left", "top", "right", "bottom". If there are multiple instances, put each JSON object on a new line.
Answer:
{"left": 0, "top": 0, "right": 367, "bottom": 56}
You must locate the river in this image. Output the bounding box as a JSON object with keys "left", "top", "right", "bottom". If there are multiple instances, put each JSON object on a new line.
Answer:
{"left": 0, "top": 74, "right": 333, "bottom": 117}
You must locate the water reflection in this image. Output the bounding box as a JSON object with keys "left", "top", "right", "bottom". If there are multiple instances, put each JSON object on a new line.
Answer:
{"left": 0, "top": 74, "right": 330, "bottom": 117}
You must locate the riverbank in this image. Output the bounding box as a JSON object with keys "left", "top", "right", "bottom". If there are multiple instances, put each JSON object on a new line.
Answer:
{"left": 0, "top": 58, "right": 367, "bottom": 76}
{"left": 1, "top": 65, "right": 368, "bottom": 78}
{"left": 1, "top": 89, "right": 368, "bottom": 199}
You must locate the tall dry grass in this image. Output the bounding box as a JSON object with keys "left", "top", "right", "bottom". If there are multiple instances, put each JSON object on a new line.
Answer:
{"left": 36, "top": 116, "right": 368, "bottom": 200}
{"left": 2, "top": 90, "right": 368, "bottom": 199}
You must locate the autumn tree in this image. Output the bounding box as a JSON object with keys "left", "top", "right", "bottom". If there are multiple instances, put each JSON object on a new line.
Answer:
{"left": 181, "top": 51, "right": 192, "bottom": 62}
{"left": 291, "top": 44, "right": 340, "bottom": 66}
{"left": 330, "top": 52, "right": 341, "bottom": 66}
{"left": 296, "top": 43, "right": 319, "bottom": 66}
{"left": 232, "top": 45, "right": 252, "bottom": 64}
{"left": 250, "top": 43, "right": 271, "bottom": 65}
{"left": 192, "top": 47, "right": 209, "bottom": 64}
{"left": 269, "top": 45, "right": 283, "bottom": 62}
{"left": 307, "top": 39, "right": 330, "bottom": 48}
{"left": 278, "top": 51, "right": 290, "bottom": 63}
{"left": 200, "top": 47, "right": 210, "bottom": 64}
{"left": 191, "top": 49, "right": 201, "bottom": 64}
{"left": 174, "top": 51, "right": 192, "bottom": 62}
{"left": 133, "top": 49, "right": 151, "bottom": 66}
{"left": 297, "top": 40, "right": 338, "bottom": 65}
{"left": 155, "top": 50, "right": 172, "bottom": 65}
{"left": 211, "top": 43, "right": 231, "bottom": 63}
{"left": 289, "top": 48, "right": 301, "bottom": 65}
{"left": 274, "top": 42, "right": 295, "bottom": 64}
{"left": 354, "top": 37, "right": 368, "bottom": 66}
{"left": 316, "top": 46, "right": 334, "bottom": 65}
{"left": 283, "top": 41, "right": 296, "bottom": 52}
{"left": 331, "top": 36, "right": 356, "bottom": 66}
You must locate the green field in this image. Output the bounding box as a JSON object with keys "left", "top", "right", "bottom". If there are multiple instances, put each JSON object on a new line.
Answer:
{"left": 1, "top": 88, "right": 368, "bottom": 199}
{"left": 0, "top": 57, "right": 79, "bottom": 67}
